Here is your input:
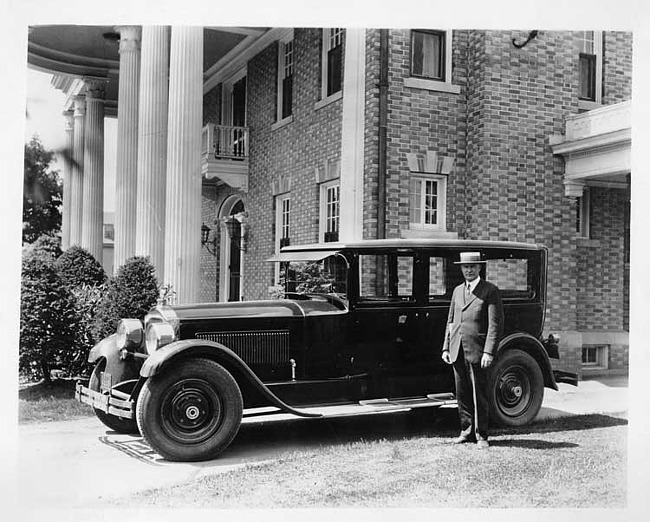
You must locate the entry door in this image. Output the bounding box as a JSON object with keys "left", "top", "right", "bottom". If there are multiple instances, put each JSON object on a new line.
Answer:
{"left": 228, "top": 227, "right": 241, "bottom": 302}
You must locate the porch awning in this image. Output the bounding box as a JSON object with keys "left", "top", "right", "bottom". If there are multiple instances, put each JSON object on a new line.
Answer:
{"left": 267, "top": 250, "right": 341, "bottom": 262}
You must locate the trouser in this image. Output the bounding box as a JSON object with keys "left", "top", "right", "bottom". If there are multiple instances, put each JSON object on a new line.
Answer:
{"left": 452, "top": 346, "right": 490, "bottom": 440}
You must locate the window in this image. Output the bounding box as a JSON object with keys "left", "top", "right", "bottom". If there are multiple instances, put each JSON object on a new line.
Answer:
{"left": 578, "top": 31, "right": 602, "bottom": 104}
{"left": 576, "top": 188, "right": 591, "bottom": 238}
{"left": 582, "top": 345, "right": 608, "bottom": 369}
{"left": 409, "top": 175, "right": 446, "bottom": 229}
{"left": 275, "top": 195, "right": 291, "bottom": 250}
{"left": 406, "top": 30, "right": 458, "bottom": 94}
{"left": 322, "top": 28, "right": 343, "bottom": 99}
{"left": 320, "top": 180, "right": 340, "bottom": 242}
{"left": 411, "top": 30, "right": 446, "bottom": 81}
{"left": 277, "top": 37, "right": 294, "bottom": 121}
{"left": 359, "top": 254, "right": 415, "bottom": 302}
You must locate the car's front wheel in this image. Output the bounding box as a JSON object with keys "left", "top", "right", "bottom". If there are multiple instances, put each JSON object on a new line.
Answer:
{"left": 89, "top": 359, "right": 139, "bottom": 434}
{"left": 136, "top": 358, "right": 243, "bottom": 462}
{"left": 488, "top": 349, "right": 544, "bottom": 427}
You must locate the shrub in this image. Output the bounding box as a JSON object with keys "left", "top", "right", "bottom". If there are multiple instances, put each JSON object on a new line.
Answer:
{"left": 23, "top": 234, "right": 62, "bottom": 262}
{"left": 92, "top": 256, "right": 159, "bottom": 341}
{"left": 20, "top": 254, "right": 78, "bottom": 382}
{"left": 55, "top": 245, "right": 107, "bottom": 288}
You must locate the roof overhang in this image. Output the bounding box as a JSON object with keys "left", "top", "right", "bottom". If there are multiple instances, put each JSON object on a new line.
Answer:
{"left": 550, "top": 101, "right": 631, "bottom": 197}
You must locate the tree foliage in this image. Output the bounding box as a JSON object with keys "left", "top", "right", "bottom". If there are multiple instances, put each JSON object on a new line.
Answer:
{"left": 93, "top": 256, "right": 160, "bottom": 341}
{"left": 23, "top": 137, "right": 62, "bottom": 244}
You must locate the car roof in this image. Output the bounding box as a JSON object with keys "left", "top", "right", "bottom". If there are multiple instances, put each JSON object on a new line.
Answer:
{"left": 280, "top": 238, "right": 546, "bottom": 253}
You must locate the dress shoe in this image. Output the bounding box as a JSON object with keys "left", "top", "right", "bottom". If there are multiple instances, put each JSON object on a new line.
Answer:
{"left": 452, "top": 435, "right": 476, "bottom": 444}
{"left": 476, "top": 438, "right": 490, "bottom": 449}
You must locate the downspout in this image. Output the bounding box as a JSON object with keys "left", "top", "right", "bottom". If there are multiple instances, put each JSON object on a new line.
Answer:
{"left": 377, "top": 29, "right": 388, "bottom": 240}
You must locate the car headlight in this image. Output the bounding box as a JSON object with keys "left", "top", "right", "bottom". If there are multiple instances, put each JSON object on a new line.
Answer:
{"left": 145, "top": 322, "right": 176, "bottom": 354}
{"left": 116, "top": 319, "right": 144, "bottom": 350}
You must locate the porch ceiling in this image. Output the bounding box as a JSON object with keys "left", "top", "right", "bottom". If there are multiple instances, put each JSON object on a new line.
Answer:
{"left": 27, "top": 25, "right": 264, "bottom": 106}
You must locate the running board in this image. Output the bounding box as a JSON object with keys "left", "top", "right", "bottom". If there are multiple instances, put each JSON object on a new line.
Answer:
{"left": 241, "top": 393, "right": 457, "bottom": 425}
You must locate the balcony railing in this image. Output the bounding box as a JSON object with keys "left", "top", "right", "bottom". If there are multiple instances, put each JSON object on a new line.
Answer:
{"left": 202, "top": 124, "right": 250, "bottom": 192}
{"left": 202, "top": 124, "right": 249, "bottom": 161}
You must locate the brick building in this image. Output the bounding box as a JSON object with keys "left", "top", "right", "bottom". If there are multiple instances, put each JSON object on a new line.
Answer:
{"left": 29, "top": 27, "right": 631, "bottom": 379}
{"left": 198, "top": 29, "right": 631, "bottom": 379}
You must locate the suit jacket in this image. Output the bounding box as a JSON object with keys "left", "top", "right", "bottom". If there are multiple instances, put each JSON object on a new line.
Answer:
{"left": 442, "top": 279, "right": 504, "bottom": 364}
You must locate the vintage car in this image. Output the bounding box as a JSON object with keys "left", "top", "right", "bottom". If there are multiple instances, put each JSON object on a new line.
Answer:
{"left": 76, "top": 239, "right": 577, "bottom": 461}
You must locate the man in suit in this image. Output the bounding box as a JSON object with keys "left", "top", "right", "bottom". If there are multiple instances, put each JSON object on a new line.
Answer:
{"left": 442, "top": 252, "right": 504, "bottom": 448}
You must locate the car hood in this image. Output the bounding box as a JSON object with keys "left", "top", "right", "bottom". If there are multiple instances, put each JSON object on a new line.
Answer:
{"left": 162, "top": 298, "right": 345, "bottom": 323}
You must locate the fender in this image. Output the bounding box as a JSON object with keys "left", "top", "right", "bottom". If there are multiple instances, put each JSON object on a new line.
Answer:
{"left": 140, "top": 339, "right": 322, "bottom": 418}
{"left": 497, "top": 332, "right": 558, "bottom": 391}
{"left": 87, "top": 334, "right": 142, "bottom": 384}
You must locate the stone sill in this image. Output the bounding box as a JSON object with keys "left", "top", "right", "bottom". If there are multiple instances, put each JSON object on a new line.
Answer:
{"left": 576, "top": 237, "right": 601, "bottom": 248}
{"left": 403, "top": 77, "right": 461, "bottom": 94}
{"left": 314, "top": 91, "right": 342, "bottom": 111}
{"left": 271, "top": 115, "right": 293, "bottom": 132}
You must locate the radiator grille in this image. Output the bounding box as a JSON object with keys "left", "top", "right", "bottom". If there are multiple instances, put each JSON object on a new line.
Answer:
{"left": 196, "top": 330, "right": 290, "bottom": 365}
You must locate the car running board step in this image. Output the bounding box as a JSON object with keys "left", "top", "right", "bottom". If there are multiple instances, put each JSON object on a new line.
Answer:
{"left": 242, "top": 393, "right": 457, "bottom": 425}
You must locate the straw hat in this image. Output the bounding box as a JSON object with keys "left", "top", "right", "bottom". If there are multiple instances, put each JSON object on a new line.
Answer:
{"left": 454, "top": 252, "right": 487, "bottom": 264}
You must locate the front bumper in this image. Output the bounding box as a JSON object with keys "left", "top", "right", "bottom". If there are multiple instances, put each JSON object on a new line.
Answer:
{"left": 75, "top": 381, "right": 136, "bottom": 420}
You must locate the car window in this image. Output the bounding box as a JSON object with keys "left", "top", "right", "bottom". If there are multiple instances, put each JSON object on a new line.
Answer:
{"left": 358, "top": 254, "right": 415, "bottom": 302}
{"left": 486, "top": 257, "right": 535, "bottom": 299}
{"left": 427, "top": 256, "right": 448, "bottom": 299}
{"left": 279, "top": 256, "right": 348, "bottom": 298}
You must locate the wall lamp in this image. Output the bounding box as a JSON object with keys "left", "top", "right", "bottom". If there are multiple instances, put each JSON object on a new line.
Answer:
{"left": 512, "top": 30, "right": 539, "bottom": 49}
{"left": 201, "top": 223, "right": 217, "bottom": 256}
{"left": 223, "top": 214, "right": 249, "bottom": 252}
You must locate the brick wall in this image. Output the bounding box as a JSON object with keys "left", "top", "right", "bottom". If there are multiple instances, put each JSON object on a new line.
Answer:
{"left": 576, "top": 187, "right": 628, "bottom": 330}
{"left": 384, "top": 29, "right": 468, "bottom": 239}
{"left": 198, "top": 28, "right": 632, "bottom": 373}
{"left": 243, "top": 28, "right": 343, "bottom": 300}
{"left": 461, "top": 31, "right": 581, "bottom": 332}
{"left": 603, "top": 31, "right": 633, "bottom": 104}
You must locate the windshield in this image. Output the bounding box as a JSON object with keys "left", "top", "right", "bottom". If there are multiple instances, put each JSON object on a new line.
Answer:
{"left": 275, "top": 255, "right": 348, "bottom": 300}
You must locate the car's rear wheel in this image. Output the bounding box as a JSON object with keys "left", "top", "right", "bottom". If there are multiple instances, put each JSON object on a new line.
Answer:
{"left": 136, "top": 358, "right": 243, "bottom": 462}
{"left": 89, "top": 359, "right": 139, "bottom": 434}
{"left": 488, "top": 349, "right": 544, "bottom": 427}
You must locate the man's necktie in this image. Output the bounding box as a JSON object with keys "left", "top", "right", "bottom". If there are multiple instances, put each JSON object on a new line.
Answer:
{"left": 464, "top": 284, "right": 471, "bottom": 304}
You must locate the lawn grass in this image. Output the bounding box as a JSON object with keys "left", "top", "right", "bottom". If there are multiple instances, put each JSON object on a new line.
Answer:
{"left": 116, "top": 412, "right": 627, "bottom": 509}
{"left": 18, "top": 378, "right": 94, "bottom": 423}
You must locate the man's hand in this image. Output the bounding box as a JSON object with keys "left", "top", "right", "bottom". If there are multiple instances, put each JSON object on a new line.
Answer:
{"left": 442, "top": 351, "right": 451, "bottom": 364}
{"left": 481, "top": 353, "right": 494, "bottom": 369}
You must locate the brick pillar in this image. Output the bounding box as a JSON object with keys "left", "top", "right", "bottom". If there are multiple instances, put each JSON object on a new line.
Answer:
{"left": 339, "top": 28, "right": 366, "bottom": 242}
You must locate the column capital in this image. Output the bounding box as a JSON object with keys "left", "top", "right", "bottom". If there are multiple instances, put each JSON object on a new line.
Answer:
{"left": 115, "top": 26, "right": 142, "bottom": 53}
{"left": 73, "top": 96, "right": 86, "bottom": 117}
{"left": 83, "top": 78, "right": 108, "bottom": 99}
{"left": 63, "top": 110, "right": 74, "bottom": 131}
{"left": 564, "top": 180, "right": 586, "bottom": 198}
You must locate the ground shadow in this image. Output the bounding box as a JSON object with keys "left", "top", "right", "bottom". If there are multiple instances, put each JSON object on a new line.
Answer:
{"left": 489, "top": 439, "right": 579, "bottom": 449}
{"left": 99, "top": 409, "right": 628, "bottom": 467}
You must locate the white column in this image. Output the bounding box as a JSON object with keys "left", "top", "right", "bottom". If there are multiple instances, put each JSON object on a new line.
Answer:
{"left": 339, "top": 28, "right": 366, "bottom": 242}
{"left": 61, "top": 110, "right": 74, "bottom": 250}
{"left": 114, "top": 26, "right": 141, "bottom": 269}
{"left": 164, "top": 26, "right": 203, "bottom": 304}
{"left": 70, "top": 96, "right": 85, "bottom": 246}
{"left": 81, "top": 79, "right": 107, "bottom": 263}
{"left": 136, "top": 25, "right": 169, "bottom": 280}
